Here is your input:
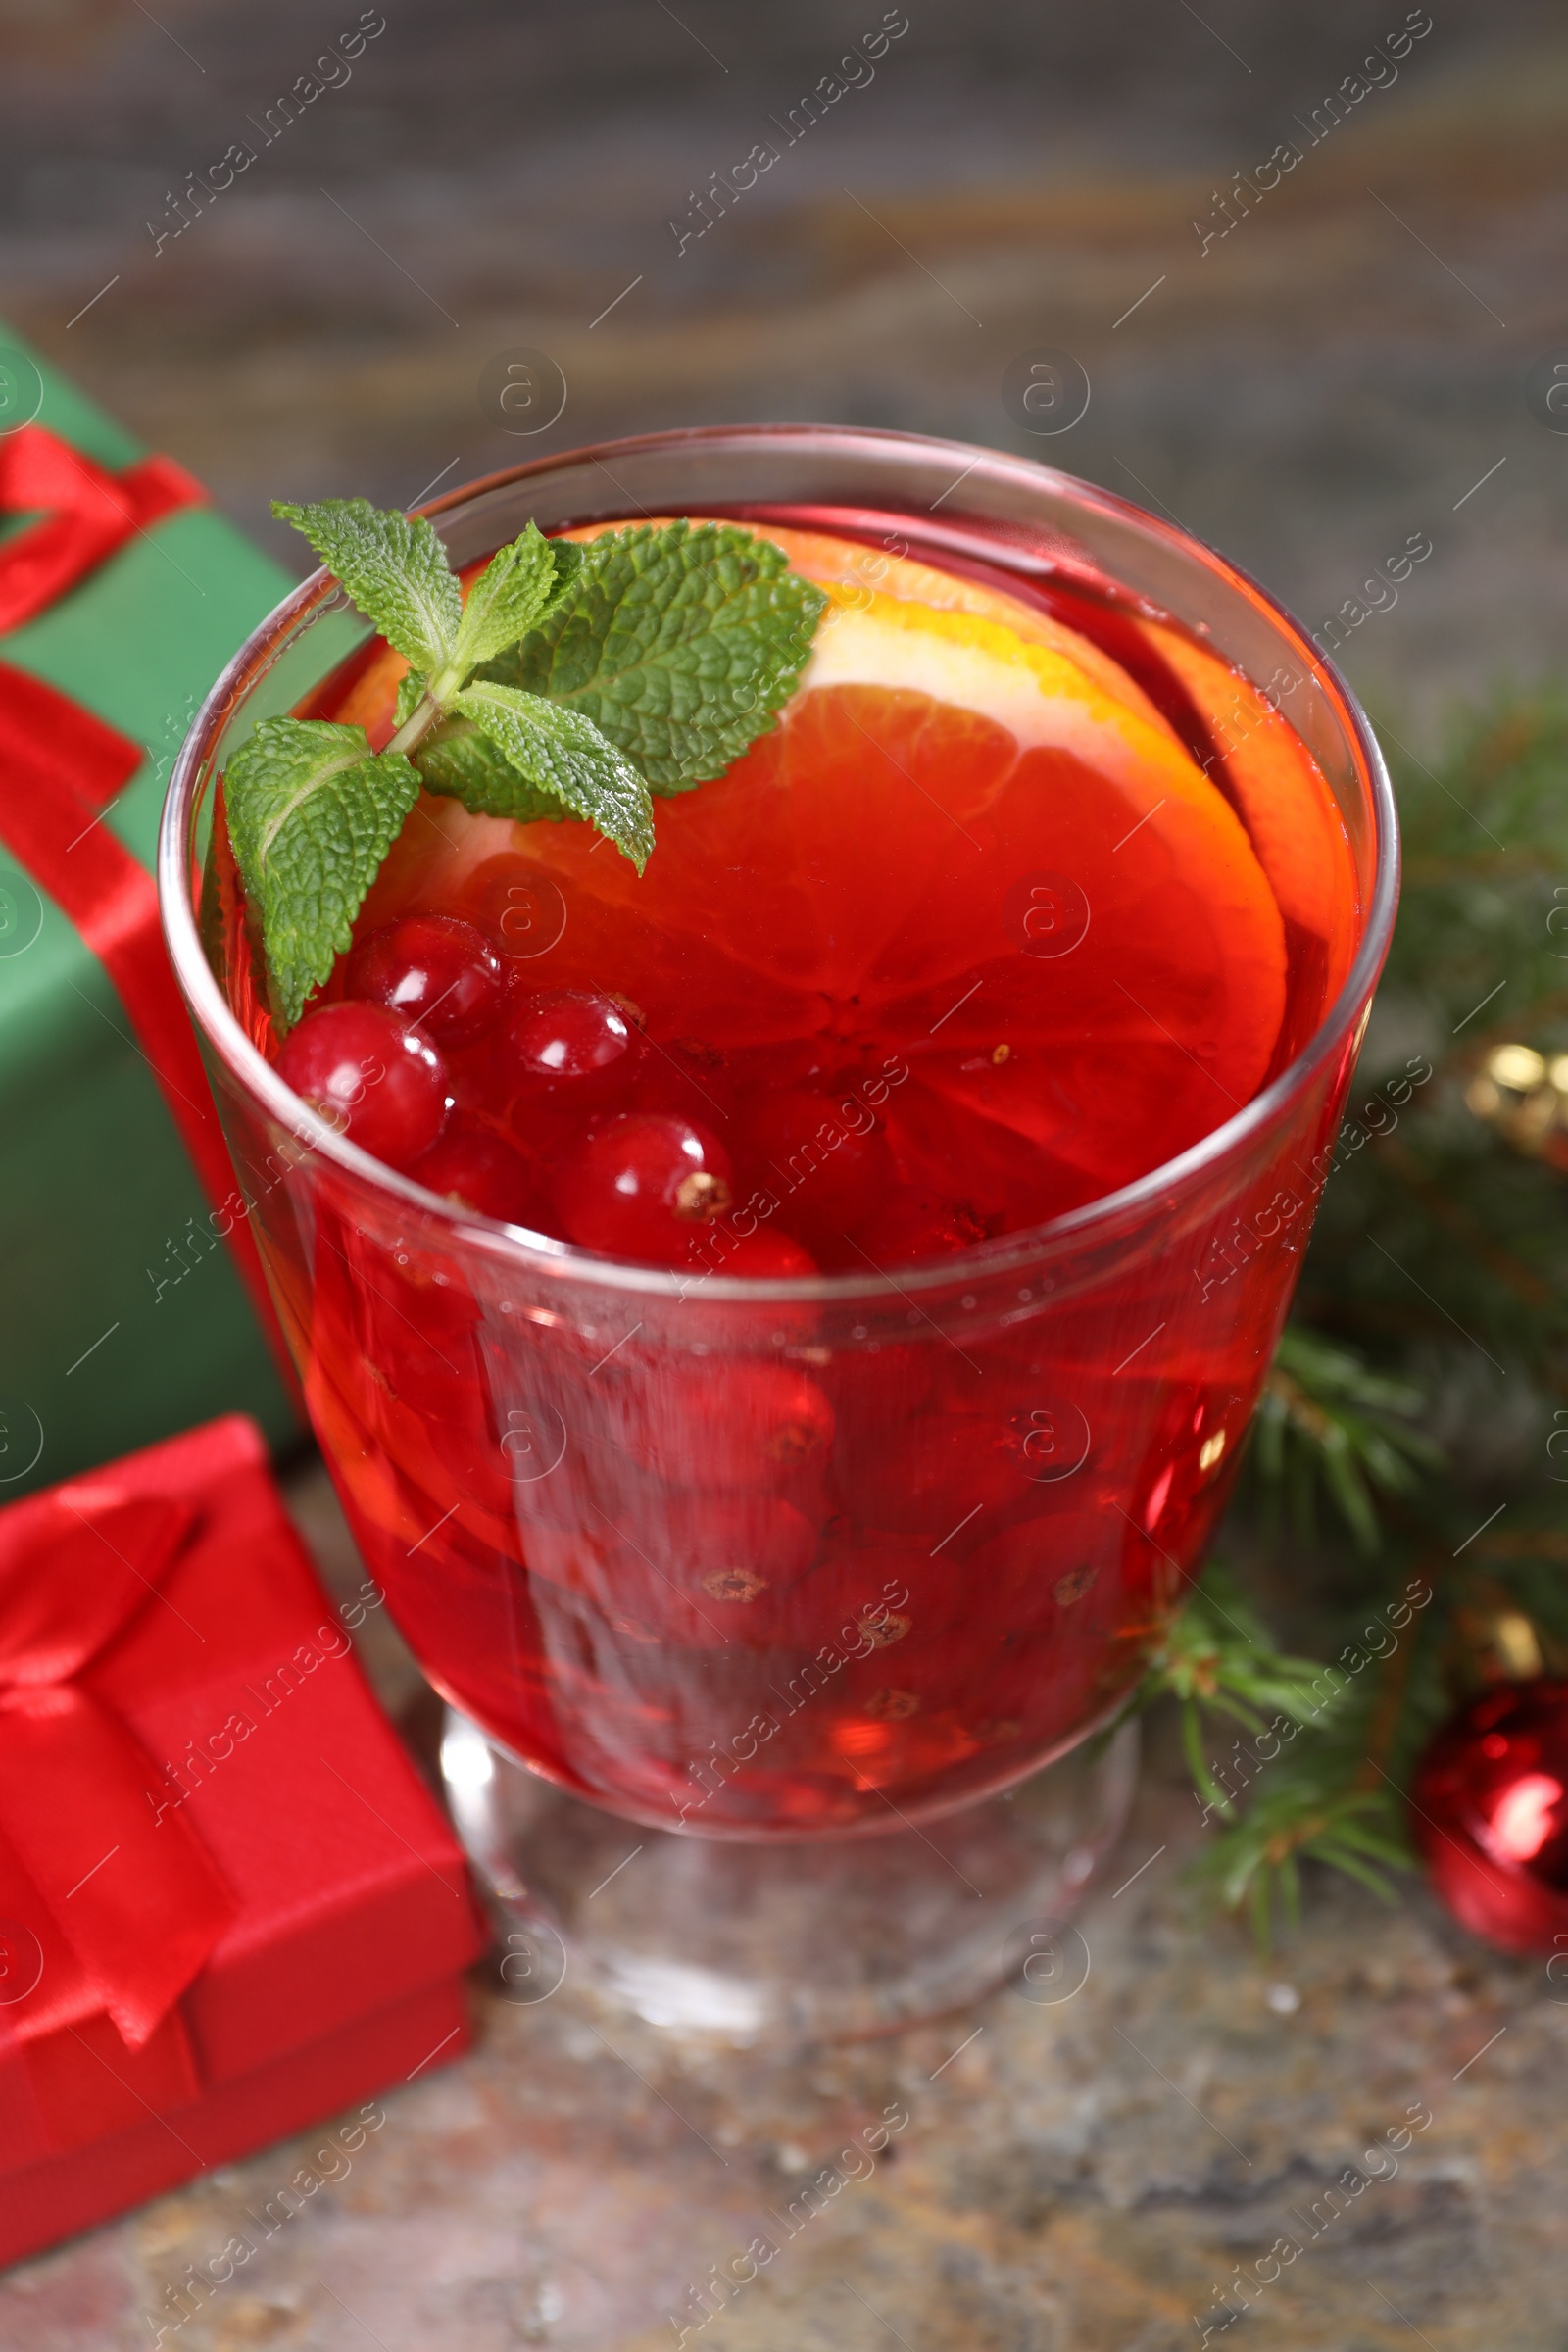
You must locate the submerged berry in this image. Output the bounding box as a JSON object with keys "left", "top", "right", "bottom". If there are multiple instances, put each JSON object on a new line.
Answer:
{"left": 347, "top": 913, "right": 506, "bottom": 1045}
{"left": 854, "top": 1410, "right": 1037, "bottom": 1537}
{"left": 604, "top": 1361, "right": 834, "bottom": 1491}
{"left": 712, "top": 1230, "right": 818, "bottom": 1281}
{"left": 507, "top": 989, "right": 635, "bottom": 1080}
{"left": 276, "top": 1002, "right": 448, "bottom": 1170}
{"left": 449, "top": 853, "right": 568, "bottom": 963}
{"left": 592, "top": 1493, "right": 819, "bottom": 1648}
{"left": 410, "top": 1116, "right": 541, "bottom": 1224}
{"left": 558, "top": 1112, "right": 733, "bottom": 1261}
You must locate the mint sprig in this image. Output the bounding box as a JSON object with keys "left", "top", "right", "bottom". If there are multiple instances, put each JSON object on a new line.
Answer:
{"left": 483, "top": 518, "right": 827, "bottom": 792}
{"left": 450, "top": 682, "right": 655, "bottom": 864}
{"left": 273, "top": 499, "right": 463, "bottom": 682}
{"left": 222, "top": 720, "right": 420, "bottom": 1030}
{"left": 220, "top": 498, "right": 826, "bottom": 1031}
{"left": 451, "top": 529, "right": 582, "bottom": 677}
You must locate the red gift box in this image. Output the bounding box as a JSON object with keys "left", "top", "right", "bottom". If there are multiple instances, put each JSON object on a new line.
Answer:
{"left": 0, "top": 1415, "right": 488, "bottom": 2269}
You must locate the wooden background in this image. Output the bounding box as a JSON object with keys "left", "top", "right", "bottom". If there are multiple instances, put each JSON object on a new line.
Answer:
{"left": 4, "top": 0, "right": 1565, "bottom": 720}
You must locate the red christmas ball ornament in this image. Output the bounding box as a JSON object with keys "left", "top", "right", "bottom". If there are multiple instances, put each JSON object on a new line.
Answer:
{"left": 1410, "top": 1677, "right": 1568, "bottom": 1953}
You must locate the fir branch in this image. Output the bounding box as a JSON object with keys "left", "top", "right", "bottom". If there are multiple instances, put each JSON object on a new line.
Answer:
{"left": 1304, "top": 694, "right": 1568, "bottom": 1388}
{"left": 1247, "top": 1328, "right": 1442, "bottom": 1554}
{"left": 1133, "top": 1565, "right": 1333, "bottom": 1818}
{"left": 1138, "top": 1563, "right": 1446, "bottom": 1943}
{"left": 1146, "top": 691, "right": 1568, "bottom": 1942}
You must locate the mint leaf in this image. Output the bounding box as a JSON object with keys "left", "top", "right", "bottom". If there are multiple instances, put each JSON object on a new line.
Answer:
{"left": 480, "top": 520, "right": 828, "bottom": 793}
{"left": 223, "top": 717, "right": 420, "bottom": 1029}
{"left": 394, "top": 661, "right": 574, "bottom": 821}
{"left": 273, "top": 497, "right": 462, "bottom": 680}
{"left": 448, "top": 681, "right": 655, "bottom": 870}
{"left": 411, "top": 715, "right": 564, "bottom": 828}
{"left": 232, "top": 503, "right": 826, "bottom": 1019}
{"left": 451, "top": 523, "right": 581, "bottom": 677}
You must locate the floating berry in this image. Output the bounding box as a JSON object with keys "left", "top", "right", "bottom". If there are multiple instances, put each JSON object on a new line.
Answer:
{"left": 590, "top": 1568, "right": 754, "bottom": 1651}
{"left": 276, "top": 1002, "right": 448, "bottom": 1170}
{"left": 668, "top": 1493, "right": 819, "bottom": 1588}
{"left": 558, "top": 1112, "right": 733, "bottom": 1262}
{"left": 659, "top": 1227, "right": 820, "bottom": 1348}
{"left": 410, "top": 1116, "right": 541, "bottom": 1224}
{"left": 347, "top": 913, "right": 506, "bottom": 1045}
{"left": 507, "top": 989, "right": 635, "bottom": 1080}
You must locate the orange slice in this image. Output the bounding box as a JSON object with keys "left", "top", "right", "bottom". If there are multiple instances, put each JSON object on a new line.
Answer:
{"left": 1129, "top": 615, "right": 1359, "bottom": 1004}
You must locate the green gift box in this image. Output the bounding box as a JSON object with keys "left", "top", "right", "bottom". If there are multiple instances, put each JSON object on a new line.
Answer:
{"left": 0, "top": 324, "right": 300, "bottom": 1495}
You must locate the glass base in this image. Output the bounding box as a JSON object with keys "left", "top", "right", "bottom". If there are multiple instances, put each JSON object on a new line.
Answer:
{"left": 441, "top": 1711, "right": 1140, "bottom": 2043}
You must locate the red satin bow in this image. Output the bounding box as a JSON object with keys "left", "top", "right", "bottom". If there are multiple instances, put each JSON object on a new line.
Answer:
{"left": 0, "top": 1479, "right": 236, "bottom": 2058}
{"left": 0, "top": 422, "right": 207, "bottom": 637}
{"left": 0, "top": 420, "right": 292, "bottom": 1382}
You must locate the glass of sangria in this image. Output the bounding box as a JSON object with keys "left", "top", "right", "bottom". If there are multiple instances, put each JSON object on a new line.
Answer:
{"left": 160, "top": 426, "right": 1396, "bottom": 2039}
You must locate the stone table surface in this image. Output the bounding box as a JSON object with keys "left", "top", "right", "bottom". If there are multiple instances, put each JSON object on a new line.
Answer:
{"left": 2, "top": 1459, "right": 1562, "bottom": 2352}
{"left": 3, "top": 3, "right": 1566, "bottom": 2344}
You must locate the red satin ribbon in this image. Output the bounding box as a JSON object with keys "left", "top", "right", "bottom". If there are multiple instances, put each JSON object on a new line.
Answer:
{"left": 0, "top": 422, "right": 208, "bottom": 637}
{"left": 0, "top": 425, "right": 293, "bottom": 1382}
{"left": 0, "top": 1480, "right": 236, "bottom": 2066}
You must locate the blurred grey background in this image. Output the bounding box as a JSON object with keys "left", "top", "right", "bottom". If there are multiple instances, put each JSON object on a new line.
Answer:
{"left": 3, "top": 0, "right": 1564, "bottom": 735}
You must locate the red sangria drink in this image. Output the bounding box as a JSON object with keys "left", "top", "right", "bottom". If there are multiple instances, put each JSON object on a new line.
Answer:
{"left": 163, "top": 429, "right": 1395, "bottom": 2022}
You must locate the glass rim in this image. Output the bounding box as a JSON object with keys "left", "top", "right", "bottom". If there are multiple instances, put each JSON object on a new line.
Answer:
{"left": 159, "top": 421, "right": 1400, "bottom": 1306}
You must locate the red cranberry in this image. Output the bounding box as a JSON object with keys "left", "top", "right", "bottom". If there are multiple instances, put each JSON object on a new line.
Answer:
{"left": 597, "top": 1494, "right": 819, "bottom": 1649}
{"left": 558, "top": 1112, "right": 733, "bottom": 1261}
{"left": 962, "top": 1513, "right": 1109, "bottom": 1639}
{"left": 276, "top": 1002, "right": 448, "bottom": 1171}
{"left": 507, "top": 990, "right": 634, "bottom": 1080}
{"left": 604, "top": 1362, "right": 834, "bottom": 1491}
{"left": 709, "top": 1231, "right": 818, "bottom": 1281}
{"left": 667, "top": 1228, "right": 821, "bottom": 1347}
{"left": 778, "top": 1544, "right": 924, "bottom": 1655}
{"left": 410, "top": 1116, "right": 541, "bottom": 1223}
{"left": 853, "top": 1412, "right": 1035, "bottom": 1539}
{"left": 347, "top": 913, "right": 506, "bottom": 1045}
{"left": 826, "top": 1345, "right": 934, "bottom": 1451}
{"left": 659, "top": 1492, "right": 819, "bottom": 1589}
